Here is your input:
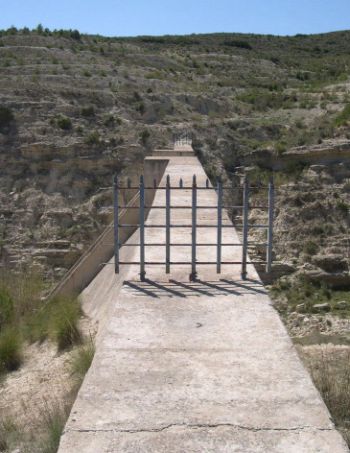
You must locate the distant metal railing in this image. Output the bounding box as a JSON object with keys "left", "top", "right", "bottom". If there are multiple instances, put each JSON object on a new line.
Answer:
{"left": 174, "top": 133, "right": 192, "bottom": 148}
{"left": 113, "top": 175, "right": 274, "bottom": 281}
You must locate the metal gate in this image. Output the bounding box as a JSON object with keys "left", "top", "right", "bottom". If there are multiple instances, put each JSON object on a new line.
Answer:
{"left": 113, "top": 175, "right": 274, "bottom": 281}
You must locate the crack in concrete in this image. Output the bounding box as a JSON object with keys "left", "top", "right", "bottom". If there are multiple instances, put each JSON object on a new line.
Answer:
{"left": 65, "top": 422, "right": 335, "bottom": 435}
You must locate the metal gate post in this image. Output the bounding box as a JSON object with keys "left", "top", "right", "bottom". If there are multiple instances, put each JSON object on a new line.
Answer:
{"left": 241, "top": 177, "right": 249, "bottom": 280}
{"left": 216, "top": 178, "right": 222, "bottom": 274}
{"left": 266, "top": 178, "right": 275, "bottom": 273}
{"left": 113, "top": 174, "right": 119, "bottom": 274}
{"left": 139, "top": 175, "right": 146, "bottom": 281}
{"left": 190, "top": 175, "right": 197, "bottom": 281}
{"left": 166, "top": 175, "right": 171, "bottom": 274}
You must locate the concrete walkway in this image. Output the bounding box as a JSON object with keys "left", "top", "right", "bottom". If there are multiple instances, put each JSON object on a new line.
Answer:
{"left": 58, "top": 156, "right": 348, "bottom": 452}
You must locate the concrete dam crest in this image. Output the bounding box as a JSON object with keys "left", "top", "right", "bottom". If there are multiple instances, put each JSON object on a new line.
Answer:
{"left": 58, "top": 146, "right": 348, "bottom": 452}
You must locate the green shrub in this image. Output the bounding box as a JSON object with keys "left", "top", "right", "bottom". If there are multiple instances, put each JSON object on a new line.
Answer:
{"left": 36, "top": 24, "right": 44, "bottom": 35}
{"left": 137, "top": 102, "right": 145, "bottom": 115}
{"left": 0, "top": 106, "right": 14, "bottom": 130}
{"left": 104, "top": 114, "right": 116, "bottom": 127}
{"left": 334, "top": 104, "right": 350, "bottom": 127}
{"left": 56, "top": 115, "right": 72, "bottom": 130}
{"left": 81, "top": 106, "right": 95, "bottom": 117}
{"left": 275, "top": 142, "right": 287, "bottom": 155}
{"left": 223, "top": 40, "right": 252, "bottom": 50}
{"left": 70, "top": 30, "right": 81, "bottom": 41}
{"left": 0, "top": 329, "right": 22, "bottom": 373}
{"left": 85, "top": 131, "right": 100, "bottom": 145}
{"left": 303, "top": 240, "right": 319, "bottom": 256}
{"left": 336, "top": 200, "right": 349, "bottom": 215}
{"left": 140, "top": 129, "right": 150, "bottom": 145}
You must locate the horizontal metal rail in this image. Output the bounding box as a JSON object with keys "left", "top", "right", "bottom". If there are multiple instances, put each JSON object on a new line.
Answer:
{"left": 118, "top": 224, "right": 269, "bottom": 229}
{"left": 110, "top": 261, "right": 269, "bottom": 265}
{"left": 115, "top": 186, "right": 269, "bottom": 190}
{"left": 117, "top": 205, "right": 269, "bottom": 210}
{"left": 117, "top": 242, "right": 268, "bottom": 247}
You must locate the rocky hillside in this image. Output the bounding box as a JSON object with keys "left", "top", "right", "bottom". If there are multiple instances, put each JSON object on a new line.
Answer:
{"left": 0, "top": 27, "right": 350, "bottom": 449}
{"left": 0, "top": 27, "right": 350, "bottom": 286}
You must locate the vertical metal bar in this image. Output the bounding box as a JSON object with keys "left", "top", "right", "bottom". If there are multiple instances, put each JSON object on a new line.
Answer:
{"left": 216, "top": 178, "right": 222, "bottom": 274}
{"left": 166, "top": 175, "right": 171, "bottom": 274}
{"left": 241, "top": 177, "right": 249, "bottom": 280}
{"left": 113, "top": 174, "right": 119, "bottom": 274}
{"left": 266, "top": 178, "right": 275, "bottom": 273}
{"left": 179, "top": 178, "right": 183, "bottom": 188}
{"left": 190, "top": 175, "right": 197, "bottom": 281}
{"left": 139, "top": 175, "right": 146, "bottom": 281}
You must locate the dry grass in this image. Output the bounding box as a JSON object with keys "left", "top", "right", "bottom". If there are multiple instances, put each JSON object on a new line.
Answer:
{"left": 0, "top": 417, "right": 18, "bottom": 452}
{"left": 304, "top": 348, "right": 350, "bottom": 446}
{"left": 71, "top": 335, "right": 95, "bottom": 383}
{"left": 34, "top": 402, "right": 71, "bottom": 453}
{"left": 0, "top": 269, "right": 96, "bottom": 452}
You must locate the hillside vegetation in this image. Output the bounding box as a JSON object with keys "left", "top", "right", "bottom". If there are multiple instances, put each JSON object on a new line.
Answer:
{"left": 0, "top": 26, "right": 350, "bottom": 449}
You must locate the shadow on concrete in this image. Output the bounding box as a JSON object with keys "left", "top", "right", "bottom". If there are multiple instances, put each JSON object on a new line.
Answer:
{"left": 220, "top": 278, "right": 268, "bottom": 295}
{"left": 123, "top": 278, "right": 267, "bottom": 298}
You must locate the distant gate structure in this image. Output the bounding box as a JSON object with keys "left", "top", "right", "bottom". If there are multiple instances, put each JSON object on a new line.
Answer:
{"left": 174, "top": 132, "right": 192, "bottom": 148}
{"left": 113, "top": 174, "right": 275, "bottom": 282}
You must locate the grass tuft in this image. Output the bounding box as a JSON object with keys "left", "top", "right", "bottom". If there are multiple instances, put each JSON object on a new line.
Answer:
{"left": 0, "top": 270, "right": 83, "bottom": 376}
{"left": 71, "top": 336, "right": 95, "bottom": 381}
{"left": 308, "top": 351, "right": 350, "bottom": 445}
{"left": 334, "top": 104, "right": 350, "bottom": 127}
{"left": 0, "top": 329, "right": 22, "bottom": 373}
{"left": 36, "top": 403, "right": 70, "bottom": 453}
{"left": 0, "top": 417, "right": 17, "bottom": 451}
{"left": 0, "top": 286, "right": 14, "bottom": 328}
{"left": 50, "top": 297, "right": 82, "bottom": 351}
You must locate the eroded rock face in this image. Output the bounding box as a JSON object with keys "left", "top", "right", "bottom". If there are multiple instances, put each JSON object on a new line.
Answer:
{"left": 244, "top": 161, "right": 350, "bottom": 287}
{"left": 302, "top": 269, "right": 350, "bottom": 289}
{"left": 1, "top": 31, "right": 350, "bottom": 290}
{"left": 312, "top": 254, "right": 348, "bottom": 273}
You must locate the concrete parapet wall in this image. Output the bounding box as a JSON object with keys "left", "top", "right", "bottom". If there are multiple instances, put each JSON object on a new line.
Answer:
{"left": 48, "top": 157, "right": 169, "bottom": 299}
{"left": 48, "top": 194, "right": 140, "bottom": 299}
{"left": 152, "top": 150, "right": 194, "bottom": 157}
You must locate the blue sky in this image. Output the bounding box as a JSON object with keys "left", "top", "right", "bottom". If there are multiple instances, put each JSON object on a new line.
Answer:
{"left": 0, "top": 0, "right": 349, "bottom": 37}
